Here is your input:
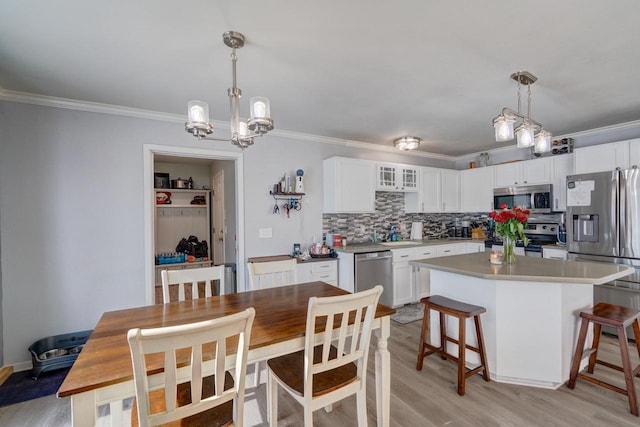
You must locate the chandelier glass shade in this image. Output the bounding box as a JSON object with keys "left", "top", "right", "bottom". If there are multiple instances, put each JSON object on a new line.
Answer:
{"left": 492, "top": 71, "right": 551, "bottom": 153}
{"left": 394, "top": 136, "right": 421, "bottom": 151}
{"left": 185, "top": 31, "right": 274, "bottom": 149}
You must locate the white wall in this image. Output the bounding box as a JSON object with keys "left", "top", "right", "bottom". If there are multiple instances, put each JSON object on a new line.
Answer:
{"left": 0, "top": 101, "right": 449, "bottom": 367}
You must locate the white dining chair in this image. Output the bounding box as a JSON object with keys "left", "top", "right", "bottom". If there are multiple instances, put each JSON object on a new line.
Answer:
{"left": 267, "top": 285, "right": 383, "bottom": 427}
{"left": 160, "top": 265, "right": 225, "bottom": 304}
{"left": 247, "top": 259, "right": 298, "bottom": 290}
{"left": 127, "top": 307, "right": 255, "bottom": 427}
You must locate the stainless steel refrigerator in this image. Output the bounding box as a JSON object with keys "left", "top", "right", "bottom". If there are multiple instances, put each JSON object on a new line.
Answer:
{"left": 566, "top": 169, "right": 640, "bottom": 337}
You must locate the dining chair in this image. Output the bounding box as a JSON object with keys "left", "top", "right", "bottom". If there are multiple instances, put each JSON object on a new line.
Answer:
{"left": 247, "top": 259, "right": 298, "bottom": 290}
{"left": 127, "top": 307, "right": 255, "bottom": 427}
{"left": 267, "top": 285, "right": 383, "bottom": 427}
{"left": 161, "top": 265, "right": 226, "bottom": 303}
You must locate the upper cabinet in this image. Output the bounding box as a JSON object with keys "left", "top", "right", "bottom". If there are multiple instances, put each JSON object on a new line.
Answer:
{"left": 461, "top": 166, "right": 494, "bottom": 212}
{"left": 440, "top": 170, "right": 461, "bottom": 212}
{"left": 494, "top": 157, "right": 552, "bottom": 187}
{"left": 551, "top": 154, "right": 574, "bottom": 211}
{"left": 376, "top": 164, "right": 419, "bottom": 192}
{"left": 405, "top": 167, "right": 459, "bottom": 213}
{"left": 323, "top": 157, "right": 375, "bottom": 213}
{"left": 574, "top": 140, "right": 634, "bottom": 174}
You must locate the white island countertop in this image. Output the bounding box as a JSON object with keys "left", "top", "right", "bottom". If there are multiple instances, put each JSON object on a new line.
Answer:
{"left": 411, "top": 252, "right": 634, "bottom": 285}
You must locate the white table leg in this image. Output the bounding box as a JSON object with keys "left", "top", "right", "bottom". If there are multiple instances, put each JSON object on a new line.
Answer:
{"left": 71, "top": 391, "right": 97, "bottom": 427}
{"left": 374, "top": 316, "right": 391, "bottom": 427}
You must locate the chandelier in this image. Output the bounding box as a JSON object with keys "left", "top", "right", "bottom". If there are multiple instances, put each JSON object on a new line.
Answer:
{"left": 394, "top": 136, "right": 421, "bottom": 151}
{"left": 492, "top": 71, "right": 551, "bottom": 154}
{"left": 185, "top": 31, "right": 274, "bottom": 149}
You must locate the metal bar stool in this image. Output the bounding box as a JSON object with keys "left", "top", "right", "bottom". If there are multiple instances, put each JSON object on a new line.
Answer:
{"left": 568, "top": 302, "right": 640, "bottom": 416}
{"left": 416, "top": 295, "right": 490, "bottom": 396}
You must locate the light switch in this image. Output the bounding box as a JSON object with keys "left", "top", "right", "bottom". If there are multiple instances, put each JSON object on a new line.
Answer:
{"left": 259, "top": 228, "right": 273, "bottom": 238}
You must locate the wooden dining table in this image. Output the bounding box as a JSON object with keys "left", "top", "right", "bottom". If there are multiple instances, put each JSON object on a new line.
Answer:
{"left": 58, "top": 281, "right": 396, "bottom": 427}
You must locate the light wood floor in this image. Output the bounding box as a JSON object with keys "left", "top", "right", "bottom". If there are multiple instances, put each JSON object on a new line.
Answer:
{"left": 1, "top": 319, "right": 639, "bottom": 426}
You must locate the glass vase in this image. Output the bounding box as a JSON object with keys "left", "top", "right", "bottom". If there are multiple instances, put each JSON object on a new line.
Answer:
{"left": 502, "top": 235, "right": 517, "bottom": 264}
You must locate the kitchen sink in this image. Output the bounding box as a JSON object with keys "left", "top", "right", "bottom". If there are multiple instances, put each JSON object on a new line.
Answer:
{"left": 379, "top": 241, "right": 415, "bottom": 246}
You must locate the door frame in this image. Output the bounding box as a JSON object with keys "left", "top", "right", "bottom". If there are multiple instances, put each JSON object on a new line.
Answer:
{"left": 212, "top": 169, "right": 225, "bottom": 265}
{"left": 143, "top": 144, "right": 244, "bottom": 305}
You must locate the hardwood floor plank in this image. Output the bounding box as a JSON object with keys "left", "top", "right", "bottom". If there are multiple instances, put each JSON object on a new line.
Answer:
{"left": 1, "top": 320, "right": 639, "bottom": 426}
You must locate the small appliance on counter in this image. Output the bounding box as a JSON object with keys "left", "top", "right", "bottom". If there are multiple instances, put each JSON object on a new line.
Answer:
{"left": 410, "top": 222, "right": 423, "bottom": 240}
{"left": 461, "top": 221, "right": 471, "bottom": 238}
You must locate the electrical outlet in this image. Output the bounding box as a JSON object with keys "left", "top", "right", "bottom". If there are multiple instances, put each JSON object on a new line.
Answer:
{"left": 259, "top": 228, "right": 273, "bottom": 238}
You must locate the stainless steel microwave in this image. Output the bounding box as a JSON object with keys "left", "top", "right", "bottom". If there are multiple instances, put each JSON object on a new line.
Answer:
{"left": 493, "top": 184, "right": 553, "bottom": 213}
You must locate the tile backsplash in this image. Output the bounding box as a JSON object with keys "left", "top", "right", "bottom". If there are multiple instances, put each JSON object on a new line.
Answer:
{"left": 322, "top": 191, "right": 489, "bottom": 244}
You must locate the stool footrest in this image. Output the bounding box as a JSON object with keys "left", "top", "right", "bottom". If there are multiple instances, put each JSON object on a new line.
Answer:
{"left": 577, "top": 373, "right": 629, "bottom": 396}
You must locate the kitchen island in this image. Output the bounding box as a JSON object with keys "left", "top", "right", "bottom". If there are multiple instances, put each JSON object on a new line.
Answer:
{"left": 411, "top": 252, "right": 634, "bottom": 389}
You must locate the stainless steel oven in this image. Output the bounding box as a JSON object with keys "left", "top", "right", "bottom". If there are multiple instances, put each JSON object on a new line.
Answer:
{"left": 493, "top": 184, "right": 553, "bottom": 214}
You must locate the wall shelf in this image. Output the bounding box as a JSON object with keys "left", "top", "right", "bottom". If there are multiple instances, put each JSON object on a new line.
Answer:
{"left": 270, "top": 191, "right": 305, "bottom": 200}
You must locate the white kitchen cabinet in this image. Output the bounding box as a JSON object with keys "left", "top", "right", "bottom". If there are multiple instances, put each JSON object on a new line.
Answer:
{"left": 465, "top": 242, "right": 486, "bottom": 253}
{"left": 461, "top": 167, "right": 494, "bottom": 212}
{"left": 376, "top": 164, "right": 418, "bottom": 191}
{"left": 542, "top": 247, "right": 567, "bottom": 260}
{"left": 574, "top": 141, "right": 630, "bottom": 174}
{"left": 494, "top": 157, "right": 552, "bottom": 187}
{"left": 323, "top": 157, "right": 375, "bottom": 213}
{"left": 412, "top": 246, "right": 437, "bottom": 300}
{"left": 551, "top": 154, "right": 574, "bottom": 211}
{"left": 297, "top": 259, "right": 338, "bottom": 285}
{"left": 392, "top": 248, "right": 415, "bottom": 307}
{"left": 405, "top": 167, "right": 441, "bottom": 213}
{"left": 441, "top": 170, "right": 461, "bottom": 212}
{"left": 628, "top": 138, "right": 640, "bottom": 168}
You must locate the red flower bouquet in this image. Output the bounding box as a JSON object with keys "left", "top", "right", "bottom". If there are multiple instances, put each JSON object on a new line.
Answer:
{"left": 489, "top": 203, "right": 531, "bottom": 262}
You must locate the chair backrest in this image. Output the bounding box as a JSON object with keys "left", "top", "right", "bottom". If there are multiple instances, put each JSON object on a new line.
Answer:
{"left": 247, "top": 259, "right": 298, "bottom": 290}
{"left": 161, "top": 265, "right": 225, "bottom": 303}
{"left": 303, "top": 285, "right": 382, "bottom": 397}
{"left": 127, "top": 307, "right": 255, "bottom": 427}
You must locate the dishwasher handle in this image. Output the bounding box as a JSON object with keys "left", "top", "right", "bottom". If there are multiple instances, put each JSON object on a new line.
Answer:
{"left": 355, "top": 251, "right": 392, "bottom": 261}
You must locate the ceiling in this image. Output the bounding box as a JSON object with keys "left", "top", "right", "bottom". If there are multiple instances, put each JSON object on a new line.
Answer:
{"left": 1, "top": 1, "right": 639, "bottom": 157}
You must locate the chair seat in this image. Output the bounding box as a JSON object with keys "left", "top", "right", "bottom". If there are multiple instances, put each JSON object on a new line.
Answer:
{"left": 421, "top": 295, "right": 487, "bottom": 318}
{"left": 132, "top": 373, "right": 234, "bottom": 427}
{"left": 268, "top": 345, "right": 358, "bottom": 397}
{"left": 580, "top": 302, "right": 640, "bottom": 328}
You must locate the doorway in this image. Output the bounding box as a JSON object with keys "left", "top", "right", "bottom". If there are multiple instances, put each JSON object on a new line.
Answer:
{"left": 143, "top": 145, "right": 245, "bottom": 305}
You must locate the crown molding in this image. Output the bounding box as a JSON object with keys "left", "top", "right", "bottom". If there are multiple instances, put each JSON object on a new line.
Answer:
{"left": 2, "top": 88, "right": 637, "bottom": 163}
{"left": 0, "top": 88, "right": 455, "bottom": 161}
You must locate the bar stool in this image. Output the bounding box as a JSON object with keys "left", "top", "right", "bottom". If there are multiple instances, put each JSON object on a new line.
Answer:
{"left": 568, "top": 302, "right": 640, "bottom": 416}
{"left": 416, "top": 295, "right": 490, "bottom": 396}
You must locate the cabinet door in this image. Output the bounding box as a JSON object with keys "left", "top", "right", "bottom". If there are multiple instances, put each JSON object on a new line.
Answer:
{"left": 377, "top": 164, "right": 397, "bottom": 190}
{"left": 574, "top": 141, "right": 629, "bottom": 174}
{"left": 413, "top": 247, "right": 437, "bottom": 300}
{"left": 629, "top": 139, "right": 640, "bottom": 168}
{"left": 324, "top": 158, "right": 375, "bottom": 213}
{"left": 494, "top": 162, "right": 521, "bottom": 186}
{"left": 297, "top": 263, "right": 312, "bottom": 283}
{"left": 400, "top": 167, "right": 419, "bottom": 192}
{"left": 421, "top": 168, "right": 442, "bottom": 212}
{"left": 461, "top": 167, "right": 494, "bottom": 212}
{"left": 521, "top": 157, "right": 552, "bottom": 184}
{"left": 551, "top": 154, "right": 574, "bottom": 211}
{"left": 392, "top": 262, "right": 414, "bottom": 307}
{"left": 440, "top": 170, "right": 460, "bottom": 212}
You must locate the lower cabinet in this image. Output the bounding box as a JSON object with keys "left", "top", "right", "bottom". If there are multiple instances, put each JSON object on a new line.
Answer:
{"left": 391, "top": 242, "right": 484, "bottom": 307}
{"left": 542, "top": 247, "right": 568, "bottom": 260}
{"left": 297, "top": 259, "right": 338, "bottom": 285}
{"left": 392, "top": 249, "right": 415, "bottom": 306}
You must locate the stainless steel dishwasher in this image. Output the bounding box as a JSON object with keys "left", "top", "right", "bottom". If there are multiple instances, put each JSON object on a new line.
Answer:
{"left": 355, "top": 251, "right": 393, "bottom": 307}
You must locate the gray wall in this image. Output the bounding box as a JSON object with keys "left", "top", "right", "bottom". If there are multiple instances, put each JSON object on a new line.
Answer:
{"left": 0, "top": 101, "right": 450, "bottom": 367}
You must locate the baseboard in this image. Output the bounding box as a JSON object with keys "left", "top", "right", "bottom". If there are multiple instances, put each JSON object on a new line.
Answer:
{"left": 0, "top": 366, "right": 14, "bottom": 386}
